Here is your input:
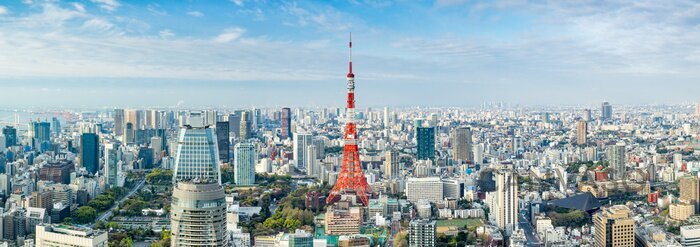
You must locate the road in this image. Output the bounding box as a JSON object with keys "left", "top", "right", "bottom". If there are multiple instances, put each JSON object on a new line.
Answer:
{"left": 518, "top": 213, "right": 542, "bottom": 247}
{"left": 92, "top": 178, "right": 147, "bottom": 226}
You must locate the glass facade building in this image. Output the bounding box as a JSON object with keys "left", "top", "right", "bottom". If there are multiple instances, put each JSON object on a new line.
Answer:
{"left": 173, "top": 112, "right": 221, "bottom": 184}
{"left": 234, "top": 142, "right": 256, "bottom": 186}
{"left": 416, "top": 127, "right": 435, "bottom": 161}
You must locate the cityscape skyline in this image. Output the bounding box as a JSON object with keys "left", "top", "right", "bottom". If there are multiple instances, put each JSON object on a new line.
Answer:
{"left": 1, "top": 1, "right": 700, "bottom": 106}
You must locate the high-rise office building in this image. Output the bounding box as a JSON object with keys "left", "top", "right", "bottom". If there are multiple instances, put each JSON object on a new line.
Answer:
{"left": 495, "top": 169, "right": 518, "bottom": 236}
{"left": 384, "top": 150, "right": 399, "bottom": 179}
{"left": 35, "top": 224, "right": 108, "bottom": 247}
{"left": 312, "top": 137, "right": 326, "bottom": 159}
{"left": 204, "top": 110, "right": 216, "bottom": 127}
{"left": 114, "top": 109, "right": 124, "bottom": 136}
{"left": 124, "top": 122, "right": 135, "bottom": 144}
{"left": 416, "top": 127, "right": 435, "bottom": 161}
{"left": 583, "top": 108, "right": 592, "bottom": 122}
{"left": 2, "top": 126, "right": 17, "bottom": 147}
{"left": 293, "top": 132, "right": 313, "bottom": 170}
{"left": 215, "top": 122, "right": 230, "bottom": 163}
{"left": 306, "top": 145, "right": 318, "bottom": 178}
{"left": 473, "top": 143, "right": 484, "bottom": 165}
{"left": 104, "top": 142, "right": 120, "bottom": 188}
{"left": 680, "top": 176, "right": 700, "bottom": 214}
{"left": 593, "top": 205, "right": 634, "bottom": 247}
{"left": 607, "top": 143, "right": 626, "bottom": 180}
{"left": 239, "top": 111, "right": 252, "bottom": 140}
{"left": 601, "top": 101, "right": 613, "bottom": 121}
{"left": 383, "top": 107, "right": 390, "bottom": 128}
{"left": 452, "top": 127, "right": 472, "bottom": 164}
{"left": 228, "top": 111, "right": 242, "bottom": 139}
{"left": 233, "top": 142, "right": 256, "bottom": 186}
{"left": 173, "top": 112, "right": 221, "bottom": 184}
{"left": 409, "top": 219, "right": 436, "bottom": 247}
{"left": 31, "top": 121, "right": 51, "bottom": 152}
{"left": 281, "top": 108, "right": 292, "bottom": 140}
{"left": 171, "top": 181, "right": 227, "bottom": 246}
{"left": 576, "top": 120, "right": 588, "bottom": 145}
{"left": 80, "top": 133, "right": 99, "bottom": 175}
{"left": 51, "top": 117, "right": 61, "bottom": 136}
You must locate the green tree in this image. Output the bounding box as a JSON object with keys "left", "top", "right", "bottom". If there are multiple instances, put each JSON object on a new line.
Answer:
{"left": 73, "top": 206, "right": 97, "bottom": 224}
{"left": 283, "top": 218, "right": 302, "bottom": 231}
{"left": 119, "top": 237, "right": 134, "bottom": 247}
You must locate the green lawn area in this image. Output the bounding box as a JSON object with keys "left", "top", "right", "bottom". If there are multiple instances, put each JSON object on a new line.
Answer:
{"left": 436, "top": 219, "right": 482, "bottom": 228}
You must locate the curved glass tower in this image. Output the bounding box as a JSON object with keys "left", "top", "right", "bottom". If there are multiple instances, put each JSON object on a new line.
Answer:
{"left": 173, "top": 112, "right": 221, "bottom": 184}
{"left": 171, "top": 181, "right": 227, "bottom": 246}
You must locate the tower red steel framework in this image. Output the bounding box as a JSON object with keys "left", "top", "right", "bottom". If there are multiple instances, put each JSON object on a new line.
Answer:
{"left": 326, "top": 33, "right": 372, "bottom": 206}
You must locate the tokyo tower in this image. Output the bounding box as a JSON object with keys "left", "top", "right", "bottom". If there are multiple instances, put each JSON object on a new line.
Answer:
{"left": 326, "top": 33, "right": 372, "bottom": 206}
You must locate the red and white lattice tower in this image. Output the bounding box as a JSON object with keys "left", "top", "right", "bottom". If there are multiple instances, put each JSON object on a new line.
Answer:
{"left": 326, "top": 33, "right": 372, "bottom": 206}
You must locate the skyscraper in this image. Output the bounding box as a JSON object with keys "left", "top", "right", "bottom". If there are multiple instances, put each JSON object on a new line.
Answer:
{"left": 114, "top": 109, "right": 124, "bottom": 136}
{"left": 124, "top": 122, "right": 135, "bottom": 144}
{"left": 51, "top": 117, "right": 61, "bottom": 136}
{"left": 416, "top": 127, "right": 435, "bottom": 161}
{"left": 576, "top": 120, "right": 588, "bottom": 145}
{"left": 215, "top": 121, "right": 230, "bottom": 163}
{"left": 171, "top": 181, "right": 227, "bottom": 246}
{"left": 583, "top": 108, "right": 592, "bottom": 122}
{"left": 495, "top": 169, "right": 518, "bottom": 236}
{"left": 601, "top": 101, "right": 613, "bottom": 121}
{"left": 80, "top": 133, "right": 99, "bottom": 175}
{"left": 293, "top": 132, "right": 312, "bottom": 170}
{"left": 233, "top": 142, "right": 256, "bottom": 186}
{"left": 593, "top": 205, "right": 634, "bottom": 247}
{"left": 304, "top": 145, "right": 316, "bottom": 177}
{"left": 680, "top": 176, "right": 700, "bottom": 214}
{"left": 239, "top": 111, "right": 251, "bottom": 139}
{"left": 281, "top": 108, "right": 292, "bottom": 140}
{"left": 383, "top": 107, "right": 389, "bottom": 128}
{"left": 452, "top": 127, "right": 472, "bottom": 164}
{"left": 31, "top": 121, "right": 51, "bottom": 152}
{"left": 607, "top": 143, "right": 626, "bottom": 180}
{"left": 228, "top": 111, "right": 242, "bottom": 139}
{"left": 173, "top": 112, "right": 221, "bottom": 184}
{"left": 104, "top": 142, "right": 120, "bottom": 187}
{"left": 2, "top": 126, "right": 17, "bottom": 147}
{"left": 385, "top": 150, "right": 399, "bottom": 180}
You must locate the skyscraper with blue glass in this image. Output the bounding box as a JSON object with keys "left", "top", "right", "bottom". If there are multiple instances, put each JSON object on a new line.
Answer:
{"left": 80, "top": 133, "right": 100, "bottom": 175}
{"left": 173, "top": 112, "right": 221, "bottom": 184}
{"left": 416, "top": 127, "right": 435, "bottom": 161}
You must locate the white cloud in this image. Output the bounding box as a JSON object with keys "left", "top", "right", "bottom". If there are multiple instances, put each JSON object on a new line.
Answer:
{"left": 186, "top": 11, "right": 203, "bottom": 17}
{"left": 72, "top": 3, "right": 86, "bottom": 13}
{"left": 147, "top": 3, "right": 167, "bottom": 16}
{"left": 213, "top": 27, "right": 246, "bottom": 43}
{"left": 82, "top": 18, "right": 114, "bottom": 31}
{"left": 231, "top": 0, "right": 244, "bottom": 6}
{"left": 90, "top": 0, "right": 119, "bottom": 12}
{"left": 159, "top": 29, "right": 174, "bottom": 38}
{"left": 280, "top": 2, "right": 351, "bottom": 31}
{"left": 0, "top": 6, "right": 7, "bottom": 15}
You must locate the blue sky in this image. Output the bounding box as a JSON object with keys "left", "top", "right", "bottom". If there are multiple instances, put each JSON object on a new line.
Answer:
{"left": 0, "top": 0, "right": 699, "bottom": 107}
